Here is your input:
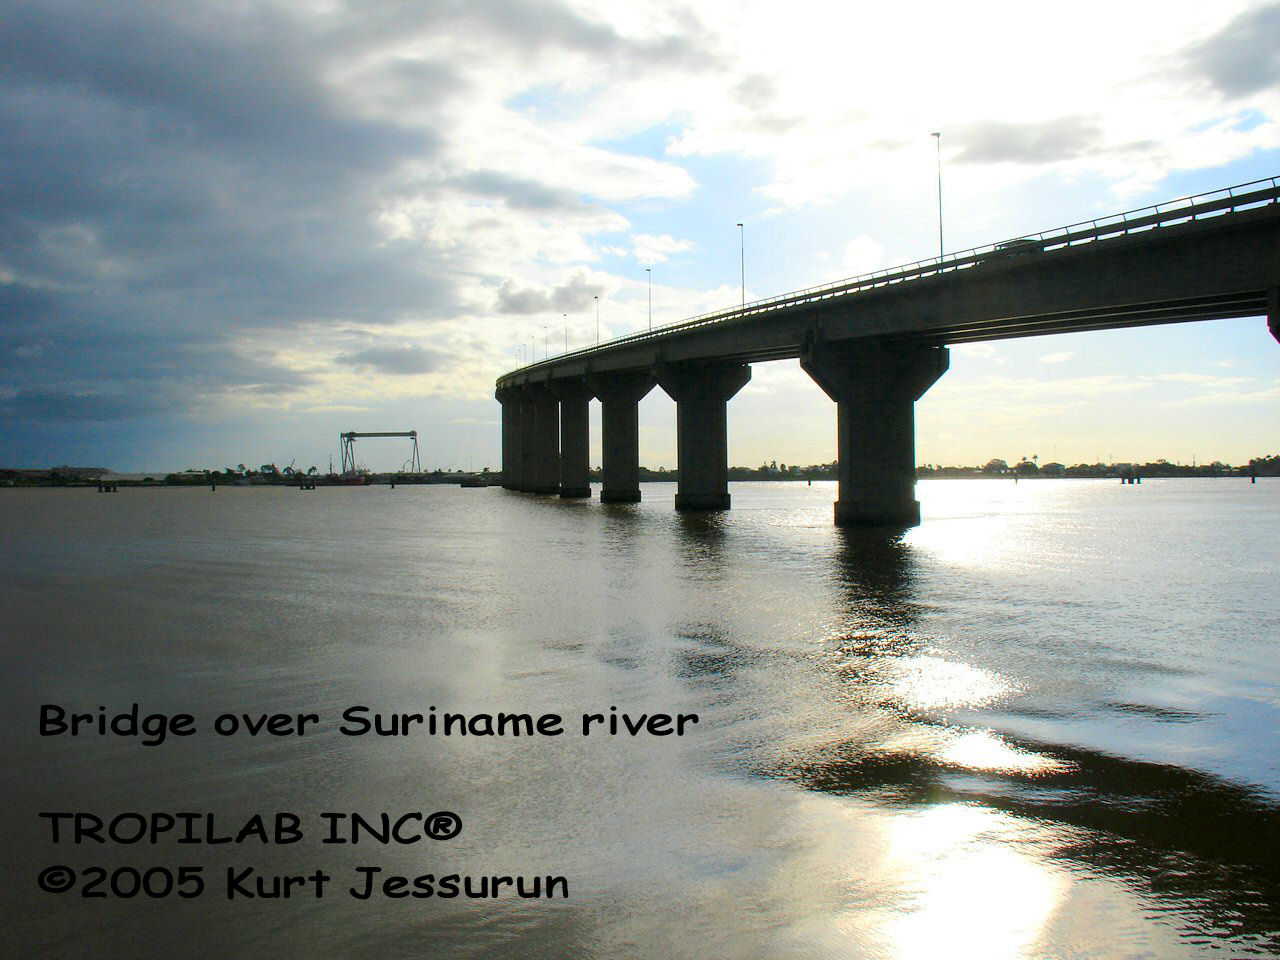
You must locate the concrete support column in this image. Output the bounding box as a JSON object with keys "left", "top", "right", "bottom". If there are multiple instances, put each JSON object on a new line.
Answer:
{"left": 530, "top": 384, "right": 561, "bottom": 495}
{"left": 801, "top": 340, "right": 948, "bottom": 527}
{"left": 549, "top": 378, "right": 593, "bottom": 498}
{"left": 495, "top": 388, "right": 519, "bottom": 490}
{"left": 588, "top": 372, "right": 655, "bottom": 503}
{"left": 516, "top": 388, "right": 537, "bottom": 492}
{"left": 655, "top": 362, "right": 751, "bottom": 511}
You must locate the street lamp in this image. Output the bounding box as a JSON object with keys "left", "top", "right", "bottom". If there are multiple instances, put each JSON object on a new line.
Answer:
{"left": 594, "top": 295, "right": 600, "bottom": 344}
{"left": 646, "top": 267, "right": 652, "bottom": 331}
{"left": 931, "top": 131, "right": 944, "bottom": 260}
{"left": 543, "top": 325, "right": 548, "bottom": 360}
{"left": 736, "top": 222, "right": 745, "bottom": 311}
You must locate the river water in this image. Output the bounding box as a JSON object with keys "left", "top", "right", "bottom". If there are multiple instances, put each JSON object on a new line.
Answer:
{"left": 2, "top": 479, "right": 1277, "bottom": 958}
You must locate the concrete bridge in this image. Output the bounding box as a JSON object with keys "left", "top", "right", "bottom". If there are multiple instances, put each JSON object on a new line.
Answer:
{"left": 495, "top": 178, "right": 1280, "bottom": 526}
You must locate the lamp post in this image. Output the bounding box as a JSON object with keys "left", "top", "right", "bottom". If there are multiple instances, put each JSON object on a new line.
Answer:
{"left": 931, "top": 131, "right": 943, "bottom": 260}
{"left": 594, "top": 295, "right": 599, "bottom": 344}
{"left": 646, "top": 267, "right": 651, "bottom": 331}
{"left": 543, "top": 325, "right": 548, "bottom": 360}
{"left": 737, "top": 222, "right": 745, "bottom": 311}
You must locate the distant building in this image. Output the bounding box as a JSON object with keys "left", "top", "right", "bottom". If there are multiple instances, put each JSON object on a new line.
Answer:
{"left": 49, "top": 466, "right": 111, "bottom": 480}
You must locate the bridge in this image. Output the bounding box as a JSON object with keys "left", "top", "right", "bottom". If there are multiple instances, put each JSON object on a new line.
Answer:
{"left": 495, "top": 178, "right": 1280, "bottom": 526}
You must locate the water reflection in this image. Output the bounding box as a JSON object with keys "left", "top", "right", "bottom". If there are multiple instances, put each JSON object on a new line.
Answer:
{"left": 830, "top": 528, "right": 918, "bottom": 630}
{"left": 673, "top": 511, "right": 729, "bottom": 581}
{"left": 766, "top": 524, "right": 1280, "bottom": 953}
{"left": 785, "top": 730, "right": 1280, "bottom": 949}
{"left": 884, "top": 803, "right": 1070, "bottom": 960}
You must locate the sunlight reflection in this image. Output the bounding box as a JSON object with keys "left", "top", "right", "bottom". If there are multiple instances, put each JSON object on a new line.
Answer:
{"left": 937, "top": 729, "right": 1071, "bottom": 776}
{"left": 889, "top": 655, "right": 1013, "bottom": 711}
{"left": 887, "top": 804, "right": 1068, "bottom": 960}
{"left": 910, "top": 479, "right": 1056, "bottom": 570}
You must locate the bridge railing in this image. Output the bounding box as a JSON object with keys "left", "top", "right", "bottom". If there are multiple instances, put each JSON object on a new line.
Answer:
{"left": 502, "top": 175, "right": 1279, "bottom": 377}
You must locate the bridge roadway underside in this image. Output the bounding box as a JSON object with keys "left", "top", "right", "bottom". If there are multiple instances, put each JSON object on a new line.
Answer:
{"left": 495, "top": 204, "right": 1280, "bottom": 527}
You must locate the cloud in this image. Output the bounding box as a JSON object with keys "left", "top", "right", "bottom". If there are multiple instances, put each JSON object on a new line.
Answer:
{"left": 632, "top": 233, "right": 692, "bottom": 264}
{"left": 1182, "top": 3, "right": 1280, "bottom": 98}
{"left": 449, "top": 170, "right": 585, "bottom": 212}
{"left": 495, "top": 273, "right": 605, "bottom": 314}
{"left": 953, "top": 343, "right": 1000, "bottom": 360}
{"left": 2, "top": 0, "right": 1277, "bottom": 470}
{"left": 0, "top": 0, "right": 712, "bottom": 441}
{"left": 337, "top": 345, "right": 447, "bottom": 376}
{"left": 1039, "top": 351, "right": 1075, "bottom": 364}
{"left": 1159, "top": 381, "right": 1280, "bottom": 408}
{"left": 1154, "top": 372, "right": 1251, "bottom": 387}
{"left": 949, "top": 116, "right": 1106, "bottom": 165}
{"left": 0, "top": 389, "right": 171, "bottom": 423}
{"left": 841, "top": 236, "right": 885, "bottom": 276}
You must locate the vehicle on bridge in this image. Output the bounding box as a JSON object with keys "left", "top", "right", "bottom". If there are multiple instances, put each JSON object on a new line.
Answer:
{"left": 986, "top": 237, "right": 1044, "bottom": 258}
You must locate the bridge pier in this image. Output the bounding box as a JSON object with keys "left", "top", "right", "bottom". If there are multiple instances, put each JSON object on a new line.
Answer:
{"left": 530, "top": 384, "right": 561, "bottom": 495}
{"left": 801, "top": 341, "right": 948, "bottom": 527}
{"left": 496, "top": 388, "right": 520, "bottom": 490}
{"left": 514, "top": 389, "right": 537, "bottom": 492}
{"left": 589, "top": 372, "right": 655, "bottom": 503}
{"left": 1269, "top": 287, "right": 1279, "bottom": 344}
{"left": 549, "top": 379, "right": 593, "bottom": 498}
{"left": 655, "top": 362, "right": 751, "bottom": 511}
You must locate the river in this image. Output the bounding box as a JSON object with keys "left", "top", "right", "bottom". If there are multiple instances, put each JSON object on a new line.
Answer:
{"left": 2, "top": 479, "right": 1277, "bottom": 958}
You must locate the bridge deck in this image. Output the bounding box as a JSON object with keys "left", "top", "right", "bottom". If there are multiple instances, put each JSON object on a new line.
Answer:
{"left": 498, "top": 178, "right": 1280, "bottom": 387}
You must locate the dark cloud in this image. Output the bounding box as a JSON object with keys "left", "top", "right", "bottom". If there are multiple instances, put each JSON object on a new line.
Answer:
{"left": 450, "top": 170, "right": 584, "bottom": 212}
{"left": 0, "top": 1, "right": 460, "bottom": 407}
{"left": 0, "top": 0, "right": 711, "bottom": 460}
{"left": 1181, "top": 4, "right": 1280, "bottom": 98}
{"left": 0, "top": 389, "right": 174, "bottom": 423}
{"left": 495, "top": 274, "right": 604, "bottom": 315}
{"left": 0, "top": 282, "right": 61, "bottom": 323}
{"left": 949, "top": 116, "right": 1105, "bottom": 165}
{"left": 338, "top": 345, "right": 446, "bottom": 376}
{"left": 451, "top": 0, "right": 715, "bottom": 73}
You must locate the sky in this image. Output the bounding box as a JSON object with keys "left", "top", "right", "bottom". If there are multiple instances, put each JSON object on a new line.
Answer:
{"left": 2, "top": 0, "right": 1279, "bottom": 472}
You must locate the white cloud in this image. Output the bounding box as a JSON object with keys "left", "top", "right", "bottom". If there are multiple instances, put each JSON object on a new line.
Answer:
{"left": 841, "top": 236, "right": 886, "bottom": 277}
{"left": 953, "top": 344, "right": 1000, "bottom": 359}
{"left": 631, "top": 233, "right": 693, "bottom": 265}
{"left": 1156, "top": 372, "right": 1250, "bottom": 385}
{"left": 1039, "top": 351, "right": 1075, "bottom": 364}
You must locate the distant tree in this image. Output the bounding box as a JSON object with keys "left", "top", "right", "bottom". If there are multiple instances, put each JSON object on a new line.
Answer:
{"left": 307, "top": 466, "right": 318, "bottom": 476}
{"left": 1248, "top": 454, "right": 1280, "bottom": 476}
{"left": 982, "top": 458, "right": 1009, "bottom": 475}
